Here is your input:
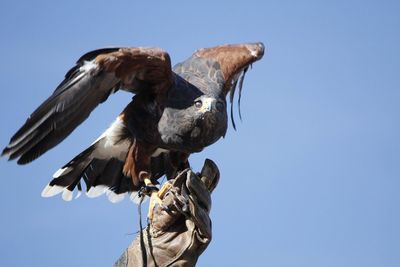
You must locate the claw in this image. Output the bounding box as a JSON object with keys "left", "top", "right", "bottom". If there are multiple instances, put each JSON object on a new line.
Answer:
{"left": 146, "top": 182, "right": 174, "bottom": 221}
{"left": 158, "top": 182, "right": 172, "bottom": 198}
{"left": 148, "top": 191, "right": 162, "bottom": 221}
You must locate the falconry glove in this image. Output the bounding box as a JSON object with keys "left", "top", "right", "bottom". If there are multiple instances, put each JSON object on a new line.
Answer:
{"left": 114, "top": 159, "right": 219, "bottom": 267}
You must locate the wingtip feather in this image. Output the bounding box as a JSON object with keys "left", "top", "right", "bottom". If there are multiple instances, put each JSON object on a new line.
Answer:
{"left": 1, "top": 147, "right": 9, "bottom": 157}
{"left": 41, "top": 184, "right": 64, "bottom": 198}
{"left": 86, "top": 185, "right": 107, "bottom": 198}
{"left": 106, "top": 190, "right": 125, "bottom": 203}
{"left": 62, "top": 190, "right": 74, "bottom": 201}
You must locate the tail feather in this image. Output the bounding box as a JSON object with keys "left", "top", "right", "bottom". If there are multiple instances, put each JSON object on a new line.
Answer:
{"left": 41, "top": 116, "right": 136, "bottom": 202}
{"left": 42, "top": 145, "right": 94, "bottom": 200}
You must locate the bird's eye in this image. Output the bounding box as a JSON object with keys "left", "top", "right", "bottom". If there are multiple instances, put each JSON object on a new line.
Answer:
{"left": 216, "top": 101, "right": 224, "bottom": 111}
{"left": 194, "top": 100, "right": 202, "bottom": 108}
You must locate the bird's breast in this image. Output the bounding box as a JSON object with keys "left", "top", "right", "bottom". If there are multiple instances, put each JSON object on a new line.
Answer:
{"left": 157, "top": 107, "right": 227, "bottom": 153}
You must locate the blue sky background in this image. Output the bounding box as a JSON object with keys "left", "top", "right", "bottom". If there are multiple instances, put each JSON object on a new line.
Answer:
{"left": 0, "top": 0, "right": 399, "bottom": 266}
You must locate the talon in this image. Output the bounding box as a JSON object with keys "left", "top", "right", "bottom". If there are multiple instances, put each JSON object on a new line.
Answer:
{"left": 148, "top": 191, "right": 162, "bottom": 221}
{"left": 143, "top": 176, "right": 152, "bottom": 186}
{"left": 157, "top": 182, "right": 172, "bottom": 199}
{"left": 141, "top": 175, "right": 173, "bottom": 221}
{"left": 138, "top": 174, "right": 161, "bottom": 221}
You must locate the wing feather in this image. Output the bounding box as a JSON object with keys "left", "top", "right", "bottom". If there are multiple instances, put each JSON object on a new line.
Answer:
{"left": 3, "top": 47, "right": 172, "bottom": 163}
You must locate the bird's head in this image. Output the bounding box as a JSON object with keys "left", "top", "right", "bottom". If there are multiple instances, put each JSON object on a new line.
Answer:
{"left": 193, "top": 96, "right": 225, "bottom": 115}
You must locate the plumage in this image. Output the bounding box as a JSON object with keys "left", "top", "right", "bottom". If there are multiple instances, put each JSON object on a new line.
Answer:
{"left": 3, "top": 42, "right": 264, "bottom": 201}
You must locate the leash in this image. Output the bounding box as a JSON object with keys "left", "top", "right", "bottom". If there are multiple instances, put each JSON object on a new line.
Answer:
{"left": 138, "top": 194, "right": 148, "bottom": 267}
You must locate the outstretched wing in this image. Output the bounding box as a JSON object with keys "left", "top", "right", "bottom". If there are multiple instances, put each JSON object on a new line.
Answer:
{"left": 2, "top": 47, "right": 172, "bottom": 164}
{"left": 194, "top": 42, "right": 265, "bottom": 129}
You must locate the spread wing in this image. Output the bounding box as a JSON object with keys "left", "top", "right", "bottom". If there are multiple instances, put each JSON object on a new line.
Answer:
{"left": 194, "top": 42, "right": 265, "bottom": 129}
{"left": 2, "top": 47, "right": 172, "bottom": 164}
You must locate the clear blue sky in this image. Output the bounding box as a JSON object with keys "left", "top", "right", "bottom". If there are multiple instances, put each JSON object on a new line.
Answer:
{"left": 0, "top": 0, "right": 399, "bottom": 266}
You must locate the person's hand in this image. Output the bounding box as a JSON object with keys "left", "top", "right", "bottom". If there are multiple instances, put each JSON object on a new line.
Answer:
{"left": 115, "top": 159, "right": 220, "bottom": 267}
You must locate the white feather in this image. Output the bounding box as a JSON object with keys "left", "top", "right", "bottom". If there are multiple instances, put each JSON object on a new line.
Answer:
{"left": 53, "top": 166, "right": 72, "bottom": 178}
{"left": 130, "top": 192, "right": 148, "bottom": 204}
{"left": 250, "top": 49, "right": 258, "bottom": 57}
{"left": 79, "top": 60, "right": 98, "bottom": 73}
{"left": 75, "top": 190, "right": 82, "bottom": 199}
{"left": 62, "top": 190, "right": 73, "bottom": 201}
{"left": 86, "top": 185, "right": 108, "bottom": 198}
{"left": 106, "top": 190, "right": 125, "bottom": 203}
{"left": 41, "top": 184, "right": 65, "bottom": 197}
{"left": 93, "top": 117, "right": 130, "bottom": 160}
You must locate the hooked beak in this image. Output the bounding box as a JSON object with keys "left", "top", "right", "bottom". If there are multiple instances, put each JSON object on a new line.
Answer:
{"left": 198, "top": 98, "right": 215, "bottom": 113}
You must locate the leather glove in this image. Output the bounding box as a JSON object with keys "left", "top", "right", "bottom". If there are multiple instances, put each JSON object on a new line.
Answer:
{"left": 114, "top": 159, "right": 220, "bottom": 267}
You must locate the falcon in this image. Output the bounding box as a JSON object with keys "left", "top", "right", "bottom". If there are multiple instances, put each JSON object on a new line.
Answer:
{"left": 2, "top": 42, "right": 264, "bottom": 216}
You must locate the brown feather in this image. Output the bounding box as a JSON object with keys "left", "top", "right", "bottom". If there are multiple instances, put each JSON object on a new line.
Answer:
{"left": 122, "top": 140, "right": 153, "bottom": 187}
{"left": 194, "top": 43, "right": 264, "bottom": 95}
{"left": 96, "top": 47, "right": 173, "bottom": 93}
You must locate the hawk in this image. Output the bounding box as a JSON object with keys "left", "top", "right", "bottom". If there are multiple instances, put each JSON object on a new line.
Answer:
{"left": 2, "top": 42, "right": 264, "bottom": 210}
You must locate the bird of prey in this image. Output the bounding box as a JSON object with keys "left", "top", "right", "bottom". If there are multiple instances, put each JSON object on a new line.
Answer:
{"left": 2, "top": 42, "right": 264, "bottom": 209}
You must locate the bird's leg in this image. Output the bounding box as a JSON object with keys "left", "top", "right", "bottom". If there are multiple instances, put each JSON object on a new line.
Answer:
{"left": 147, "top": 190, "right": 162, "bottom": 222}
{"left": 140, "top": 172, "right": 170, "bottom": 222}
{"left": 138, "top": 172, "right": 159, "bottom": 221}
{"left": 141, "top": 173, "right": 174, "bottom": 221}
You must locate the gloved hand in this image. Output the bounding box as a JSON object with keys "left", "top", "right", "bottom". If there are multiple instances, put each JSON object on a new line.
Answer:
{"left": 114, "top": 159, "right": 220, "bottom": 267}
